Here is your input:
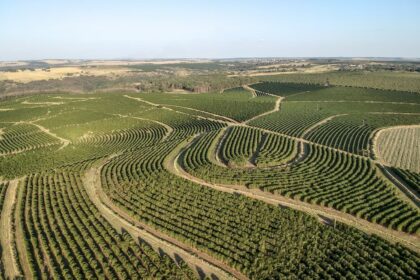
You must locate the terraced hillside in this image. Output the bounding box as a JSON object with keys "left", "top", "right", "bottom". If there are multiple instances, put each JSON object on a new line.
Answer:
{"left": 0, "top": 82, "right": 419, "bottom": 279}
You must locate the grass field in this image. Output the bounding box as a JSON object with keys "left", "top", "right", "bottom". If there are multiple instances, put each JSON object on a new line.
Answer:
{"left": 0, "top": 79, "right": 419, "bottom": 279}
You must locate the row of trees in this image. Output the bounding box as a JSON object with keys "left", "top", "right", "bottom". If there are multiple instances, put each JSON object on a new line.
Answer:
{"left": 100, "top": 134, "right": 419, "bottom": 279}
{"left": 182, "top": 131, "right": 420, "bottom": 234}
{"left": 19, "top": 169, "right": 196, "bottom": 279}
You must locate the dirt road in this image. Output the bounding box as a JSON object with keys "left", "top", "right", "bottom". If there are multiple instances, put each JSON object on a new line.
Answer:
{"left": 0, "top": 179, "right": 22, "bottom": 279}
{"left": 166, "top": 137, "right": 420, "bottom": 253}
{"left": 83, "top": 156, "right": 244, "bottom": 280}
{"left": 29, "top": 122, "right": 70, "bottom": 149}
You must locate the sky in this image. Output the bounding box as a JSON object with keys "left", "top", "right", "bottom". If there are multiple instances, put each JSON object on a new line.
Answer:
{"left": 0, "top": 0, "right": 419, "bottom": 60}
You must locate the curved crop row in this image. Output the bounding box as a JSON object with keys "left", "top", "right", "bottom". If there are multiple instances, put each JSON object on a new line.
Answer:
{"left": 285, "top": 85, "right": 420, "bottom": 103}
{"left": 305, "top": 114, "right": 420, "bottom": 156}
{"left": 392, "top": 168, "right": 420, "bottom": 196}
{"left": 0, "top": 124, "right": 61, "bottom": 155}
{"left": 19, "top": 168, "right": 194, "bottom": 279}
{"left": 254, "top": 132, "right": 298, "bottom": 166}
{"left": 182, "top": 131, "right": 420, "bottom": 234}
{"left": 217, "top": 126, "right": 298, "bottom": 167}
{"left": 219, "top": 126, "right": 262, "bottom": 166}
{"left": 101, "top": 138, "right": 419, "bottom": 279}
{"left": 139, "top": 109, "right": 227, "bottom": 140}
{"left": 249, "top": 106, "right": 329, "bottom": 137}
{"left": 136, "top": 90, "right": 276, "bottom": 122}
{"left": 77, "top": 125, "right": 166, "bottom": 152}
{"left": 250, "top": 82, "right": 323, "bottom": 96}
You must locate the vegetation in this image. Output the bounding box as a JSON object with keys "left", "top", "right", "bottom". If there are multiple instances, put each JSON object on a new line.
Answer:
{"left": 253, "top": 132, "right": 298, "bottom": 167}
{"left": 219, "top": 126, "right": 262, "bottom": 166}
{"left": 305, "top": 114, "right": 420, "bottom": 156}
{"left": 260, "top": 71, "right": 420, "bottom": 93}
{"left": 1, "top": 74, "right": 419, "bottom": 279}
{"left": 19, "top": 166, "right": 195, "bottom": 279}
{"left": 0, "top": 182, "right": 8, "bottom": 279}
{"left": 392, "top": 168, "right": 420, "bottom": 196}
{"left": 102, "top": 138, "right": 419, "bottom": 279}
{"left": 182, "top": 130, "right": 420, "bottom": 233}
{"left": 135, "top": 88, "right": 276, "bottom": 122}
{"left": 375, "top": 126, "right": 420, "bottom": 173}
{"left": 0, "top": 123, "right": 61, "bottom": 155}
{"left": 250, "top": 82, "right": 323, "bottom": 96}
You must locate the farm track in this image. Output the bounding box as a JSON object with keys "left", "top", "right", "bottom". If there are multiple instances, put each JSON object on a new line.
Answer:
{"left": 27, "top": 122, "right": 70, "bottom": 150}
{"left": 0, "top": 179, "right": 22, "bottom": 279}
{"left": 377, "top": 165, "right": 419, "bottom": 208}
{"left": 125, "top": 92, "right": 363, "bottom": 160}
{"left": 288, "top": 100, "right": 420, "bottom": 105}
{"left": 243, "top": 96, "right": 283, "bottom": 124}
{"left": 301, "top": 114, "right": 349, "bottom": 138}
{"left": 242, "top": 85, "right": 257, "bottom": 98}
{"left": 83, "top": 156, "right": 243, "bottom": 280}
{"left": 14, "top": 179, "right": 31, "bottom": 279}
{"left": 166, "top": 136, "right": 420, "bottom": 253}
{"left": 113, "top": 114, "right": 174, "bottom": 141}
{"left": 210, "top": 127, "right": 230, "bottom": 167}
{"left": 124, "top": 95, "right": 238, "bottom": 124}
{"left": 124, "top": 91, "right": 420, "bottom": 236}
{"left": 126, "top": 90, "right": 420, "bottom": 209}
{"left": 164, "top": 104, "right": 238, "bottom": 124}
{"left": 371, "top": 125, "right": 420, "bottom": 206}
{"left": 368, "top": 112, "right": 420, "bottom": 115}
{"left": 125, "top": 90, "right": 420, "bottom": 170}
{"left": 21, "top": 101, "right": 64, "bottom": 106}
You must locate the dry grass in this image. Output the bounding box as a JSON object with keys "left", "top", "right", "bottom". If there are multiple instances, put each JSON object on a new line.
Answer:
{"left": 79, "top": 59, "right": 209, "bottom": 66}
{"left": 0, "top": 61, "right": 28, "bottom": 67}
{"left": 230, "top": 64, "right": 339, "bottom": 77}
{"left": 43, "top": 59, "right": 71, "bottom": 65}
{"left": 0, "top": 66, "right": 133, "bottom": 83}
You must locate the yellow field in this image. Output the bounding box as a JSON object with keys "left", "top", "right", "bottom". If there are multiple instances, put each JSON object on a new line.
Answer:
{"left": 0, "top": 66, "right": 132, "bottom": 83}
{"left": 230, "top": 64, "right": 339, "bottom": 77}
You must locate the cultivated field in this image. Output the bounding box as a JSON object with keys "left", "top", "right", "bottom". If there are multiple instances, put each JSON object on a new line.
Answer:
{"left": 375, "top": 126, "right": 420, "bottom": 173}
{"left": 0, "top": 76, "right": 419, "bottom": 279}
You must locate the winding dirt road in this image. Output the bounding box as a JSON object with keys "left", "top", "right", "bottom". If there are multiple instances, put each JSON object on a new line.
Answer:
{"left": 82, "top": 156, "right": 244, "bottom": 280}
{"left": 113, "top": 114, "right": 174, "bottom": 141}
{"left": 126, "top": 89, "right": 420, "bottom": 213}
{"left": 124, "top": 95, "right": 238, "bottom": 124}
{"left": 165, "top": 136, "right": 420, "bottom": 253}
{"left": 0, "top": 179, "right": 22, "bottom": 279}
{"left": 243, "top": 96, "right": 283, "bottom": 124}
{"left": 28, "top": 122, "right": 70, "bottom": 149}
{"left": 242, "top": 85, "right": 257, "bottom": 98}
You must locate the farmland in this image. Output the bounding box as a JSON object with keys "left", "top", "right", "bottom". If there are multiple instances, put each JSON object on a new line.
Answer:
{"left": 374, "top": 126, "right": 420, "bottom": 173}
{"left": 0, "top": 74, "right": 420, "bottom": 279}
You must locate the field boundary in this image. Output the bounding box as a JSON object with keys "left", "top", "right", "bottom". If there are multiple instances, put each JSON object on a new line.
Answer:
{"left": 166, "top": 135, "right": 420, "bottom": 253}
{"left": 0, "top": 179, "right": 22, "bottom": 279}
{"left": 83, "top": 155, "right": 244, "bottom": 280}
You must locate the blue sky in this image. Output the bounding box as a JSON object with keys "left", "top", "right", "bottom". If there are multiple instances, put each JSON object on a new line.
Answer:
{"left": 0, "top": 0, "right": 419, "bottom": 60}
